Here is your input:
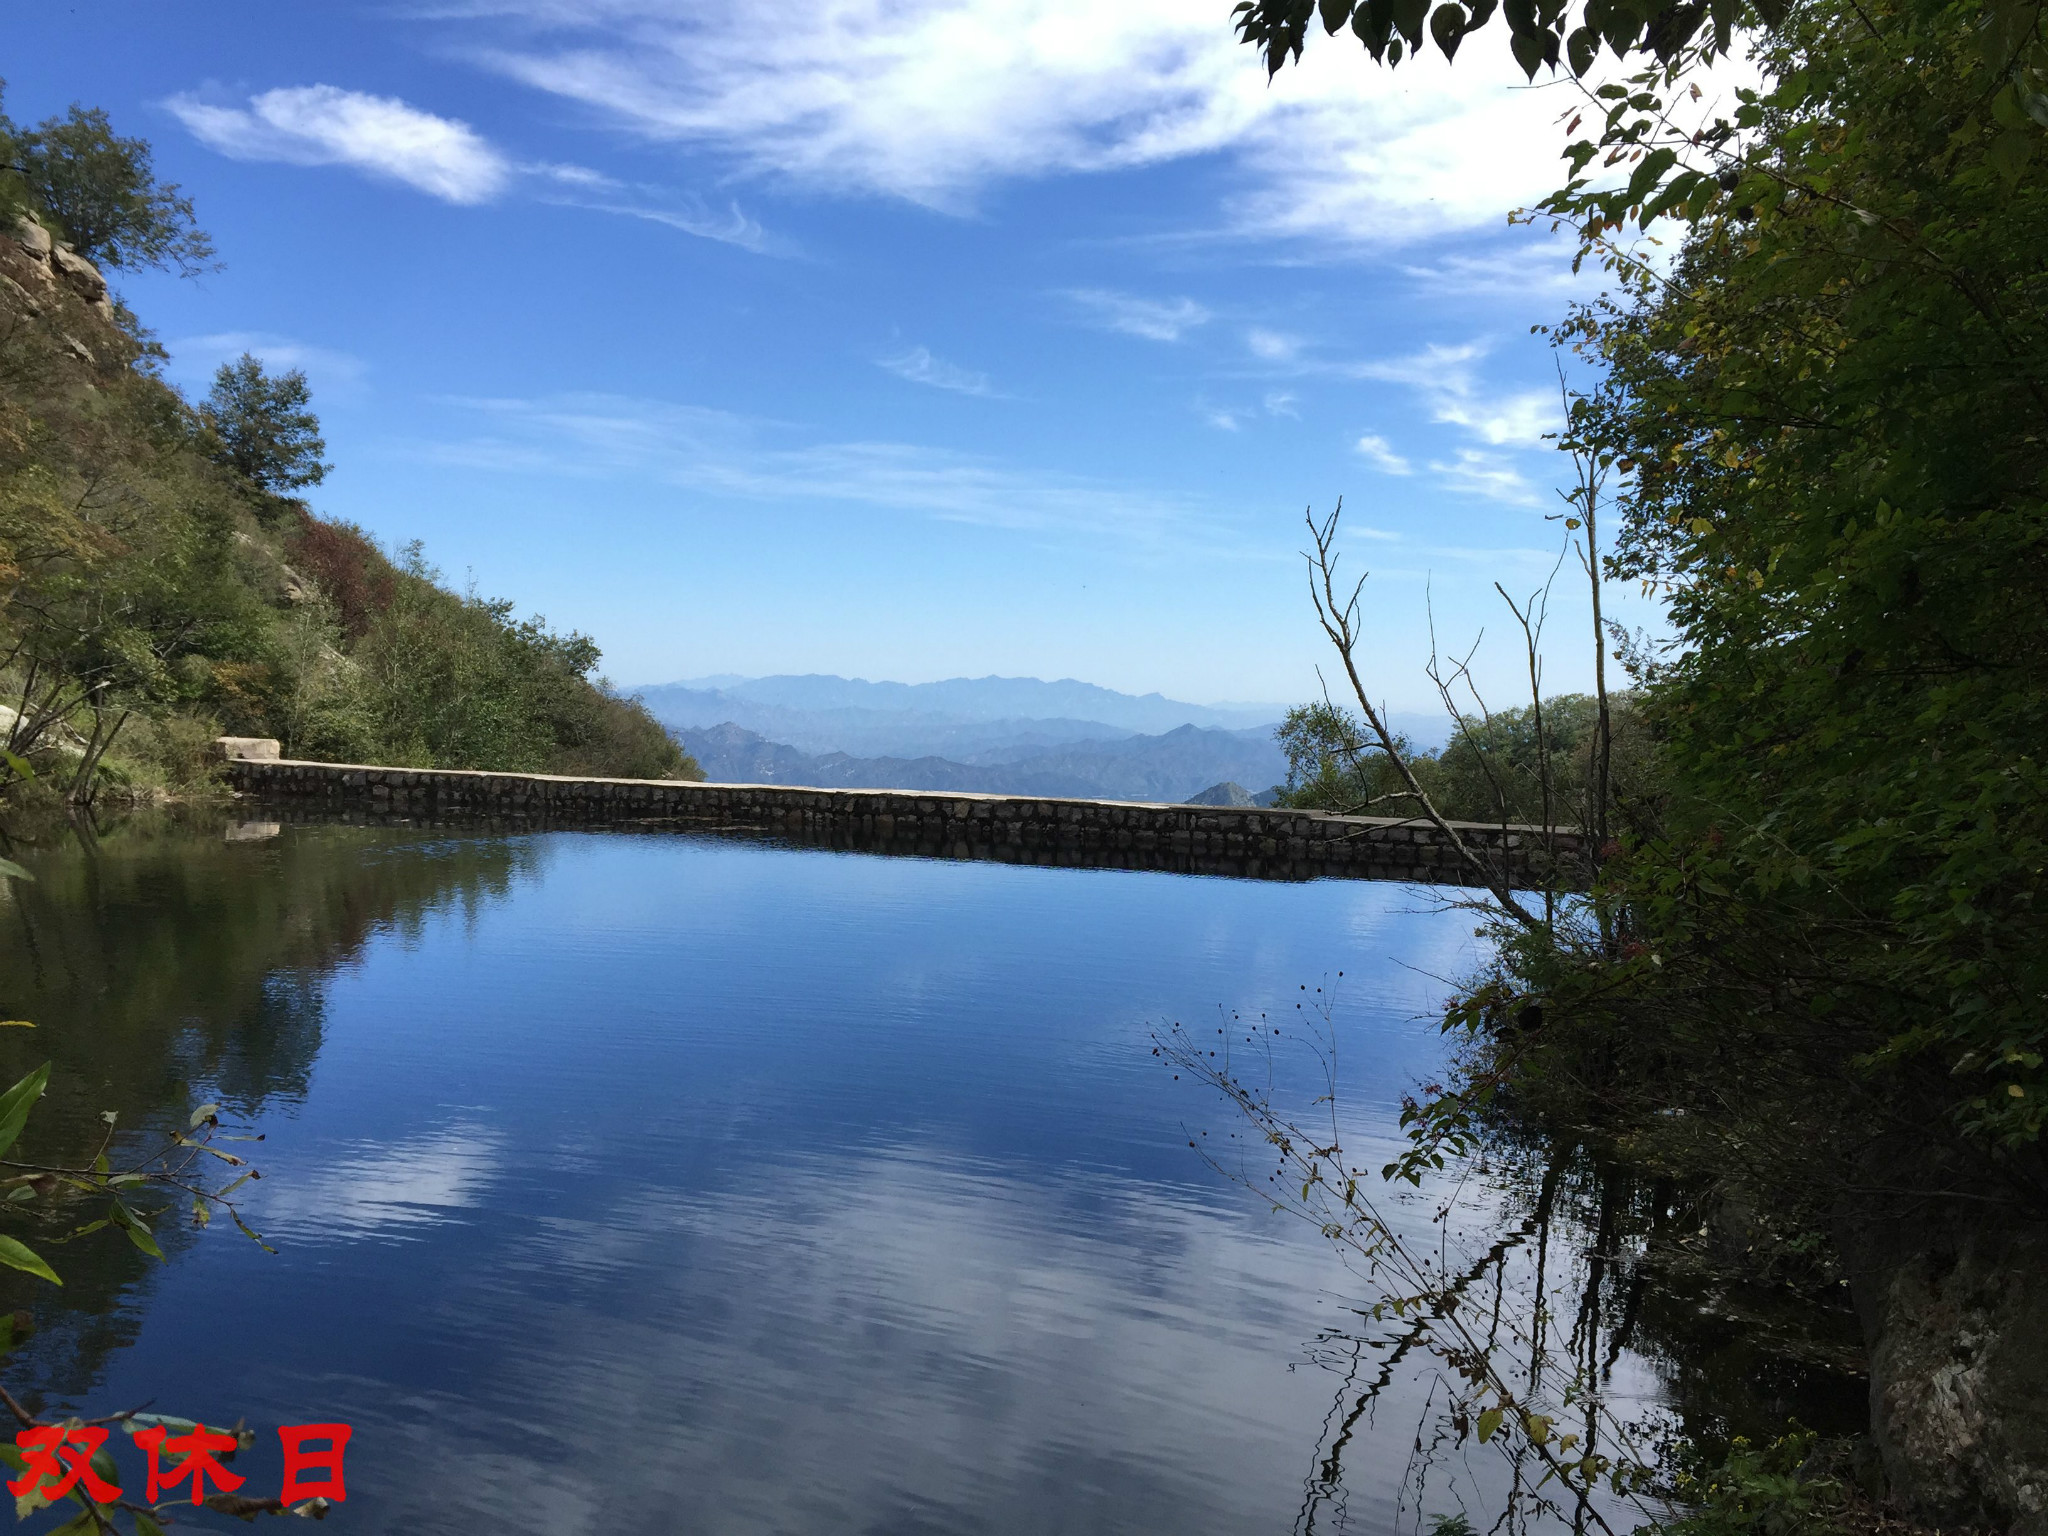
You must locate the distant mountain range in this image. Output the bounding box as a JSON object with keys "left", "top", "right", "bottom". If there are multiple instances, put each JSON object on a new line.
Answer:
{"left": 675, "top": 722, "right": 1292, "bottom": 804}
{"left": 634, "top": 673, "right": 1452, "bottom": 801}
{"left": 650, "top": 674, "right": 1286, "bottom": 733}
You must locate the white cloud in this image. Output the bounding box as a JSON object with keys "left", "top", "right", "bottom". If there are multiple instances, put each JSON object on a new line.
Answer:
{"left": 1433, "top": 386, "right": 1554, "bottom": 446}
{"left": 525, "top": 159, "right": 623, "bottom": 190}
{"left": 1429, "top": 447, "right": 1541, "bottom": 505}
{"left": 1204, "top": 408, "right": 1241, "bottom": 432}
{"left": 877, "top": 345, "right": 996, "bottom": 396}
{"left": 1350, "top": 339, "right": 1559, "bottom": 449}
{"left": 1354, "top": 432, "right": 1411, "bottom": 475}
{"left": 168, "top": 85, "right": 513, "bottom": 203}
{"left": 1065, "top": 289, "right": 1210, "bottom": 342}
{"left": 170, "top": 82, "right": 776, "bottom": 249}
{"left": 1262, "top": 390, "right": 1298, "bottom": 418}
{"left": 450, "top": 0, "right": 1579, "bottom": 246}
{"left": 1246, "top": 328, "right": 1300, "bottom": 361}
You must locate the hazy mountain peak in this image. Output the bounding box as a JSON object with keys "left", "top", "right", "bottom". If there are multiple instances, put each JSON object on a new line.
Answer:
{"left": 644, "top": 673, "right": 1286, "bottom": 736}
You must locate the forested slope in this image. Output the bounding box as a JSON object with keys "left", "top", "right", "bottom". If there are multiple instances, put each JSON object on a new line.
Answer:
{"left": 0, "top": 94, "right": 696, "bottom": 805}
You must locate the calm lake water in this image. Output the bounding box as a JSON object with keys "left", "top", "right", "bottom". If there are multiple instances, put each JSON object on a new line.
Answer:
{"left": 0, "top": 817, "right": 1860, "bottom": 1535}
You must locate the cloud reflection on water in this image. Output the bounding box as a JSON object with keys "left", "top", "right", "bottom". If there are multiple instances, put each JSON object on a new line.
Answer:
{"left": 340, "top": 1141, "right": 1405, "bottom": 1534}
{"left": 253, "top": 1124, "right": 505, "bottom": 1244}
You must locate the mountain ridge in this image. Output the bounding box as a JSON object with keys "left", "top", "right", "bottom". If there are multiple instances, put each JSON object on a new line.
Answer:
{"left": 640, "top": 673, "right": 1287, "bottom": 736}
{"left": 677, "top": 721, "right": 1290, "bottom": 804}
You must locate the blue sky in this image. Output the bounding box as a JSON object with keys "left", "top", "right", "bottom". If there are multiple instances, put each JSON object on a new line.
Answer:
{"left": 10, "top": 0, "right": 1663, "bottom": 711}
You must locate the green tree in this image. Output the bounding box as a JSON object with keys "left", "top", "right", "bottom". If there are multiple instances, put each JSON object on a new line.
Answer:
{"left": 1, "top": 91, "right": 216, "bottom": 275}
{"left": 201, "top": 354, "right": 331, "bottom": 497}
{"left": 1222, "top": 0, "right": 2048, "bottom": 1520}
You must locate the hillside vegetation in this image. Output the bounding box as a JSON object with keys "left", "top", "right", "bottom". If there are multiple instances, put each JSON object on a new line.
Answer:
{"left": 0, "top": 90, "right": 696, "bottom": 805}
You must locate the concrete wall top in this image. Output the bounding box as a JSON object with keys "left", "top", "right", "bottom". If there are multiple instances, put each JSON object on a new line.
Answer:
{"left": 228, "top": 757, "right": 1581, "bottom": 856}
{"left": 232, "top": 758, "right": 1572, "bottom": 840}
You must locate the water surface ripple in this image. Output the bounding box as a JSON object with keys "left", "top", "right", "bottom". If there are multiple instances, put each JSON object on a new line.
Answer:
{"left": 0, "top": 823, "right": 1562, "bottom": 1534}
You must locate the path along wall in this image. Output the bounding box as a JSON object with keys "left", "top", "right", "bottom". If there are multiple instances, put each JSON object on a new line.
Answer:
{"left": 225, "top": 758, "right": 1585, "bottom": 887}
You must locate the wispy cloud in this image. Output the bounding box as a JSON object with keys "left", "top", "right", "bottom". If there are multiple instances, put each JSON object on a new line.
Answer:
{"left": 526, "top": 160, "right": 623, "bottom": 190}
{"left": 1399, "top": 239, "right": 1592, "bottom": 297}
{"left": 417, "top": 393, "right": 1242, "bottom": 550}
{"left": 1432, "top": 387, "right": 1554, "bottom": 447}
{"left": 169, "top": 82, "right": 772, "bottom": 250}
{"left": 1263, "top": 390, "right": 1298, "bottom": 418}
{"left": 443, "top": 0, "right": 1581, "bottom": 248}
{"left": 1354, "top": 432, "right": 1412, "bottom": 475}
{"left": 166, "top": 330, "right": 368, "bottom": 397}
{"left": 1342, "top": 340, "right": 1559, "bottom": 500}
{"left": 1064, "top": 289, "right": 1210, "bottom": 342}
{"left": 1429, "top": 448, "right": 1541, "bottom": 506}
{"left": 167, "top": 85, "right": 513, "bottom": 203}
{"left": 575, "top": 198, "right": 773, "bottom": 251}
{"left": 1351, "top": 342, "right": 1553, "bottom": 448}
{"left": 1246, "top": 328, "right": 1299, "bottom": 361}
{"left": 877, "top": 346, "right": 996, "bottom": 396}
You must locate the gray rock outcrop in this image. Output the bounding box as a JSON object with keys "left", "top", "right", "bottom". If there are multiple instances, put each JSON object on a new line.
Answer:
{"left": 1186, "top": 781, "right": 1255, "bottom": 807}
{"left": 4, "top": 217, "right": 115, "bottom": 323}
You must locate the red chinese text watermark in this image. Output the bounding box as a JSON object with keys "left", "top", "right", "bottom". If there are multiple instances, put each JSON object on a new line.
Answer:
{"left": 8, "top": 1422, "right": 349, "bottom": 1509}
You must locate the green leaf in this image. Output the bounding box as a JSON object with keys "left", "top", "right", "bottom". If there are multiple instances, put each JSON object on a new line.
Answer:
{"left": 1353, "top": 0, "right": 1395, "bottom": 50}
{"left": 1319, "top": 0, "right": 1355, "bottom": 32}
{"left": 1476, "top": 1406, "right": 1504, "bottom": 1442}
{"left": 135, "top": 1513, "right": 168, "bottom": 1536}
{"left": 122, "top": 1414, "right": 202, "bottom": 1438}
{"left": 1391, "top": 0, "right": 1429, "bottom": 48}
{"left": 1566, "top": 23, "right": 1598, "bottom": 75}
{"left": 0, "top": 1062, "right": 50, "bottom": 1159}
{"left": 2020, "top": 82, "right": 2048, "bottom": 129}
{"left": 0, "top": 859, "right": 30, "bottom": 883}
{"left": 0, "top": 1234, "right": 60, "bottom": 1285}
{"left": 1430, "top": 2, "right": 1469, "bottom": 58}
{"left": 1988, "top": 128, "right": 2035, "bottom": 184}
{"left": 15, "top": 1481, "right": 55, "bottom": 1521}
{"left": 1626, "top": 147, "right": 1678, "bottom": 206}
{"left": 189, "top": 1101, "right": 220, "bottom": 1128}
{"left": 124, "top": 1222, "right": 166, "bottom": 1262}
{"left": 1708, "top": 0, "right": 1739, "bottom": 48}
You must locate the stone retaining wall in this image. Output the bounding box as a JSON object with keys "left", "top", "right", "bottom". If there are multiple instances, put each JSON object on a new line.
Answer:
{"left": 225, "top": 758, "right": 1584, "bottom": 887}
